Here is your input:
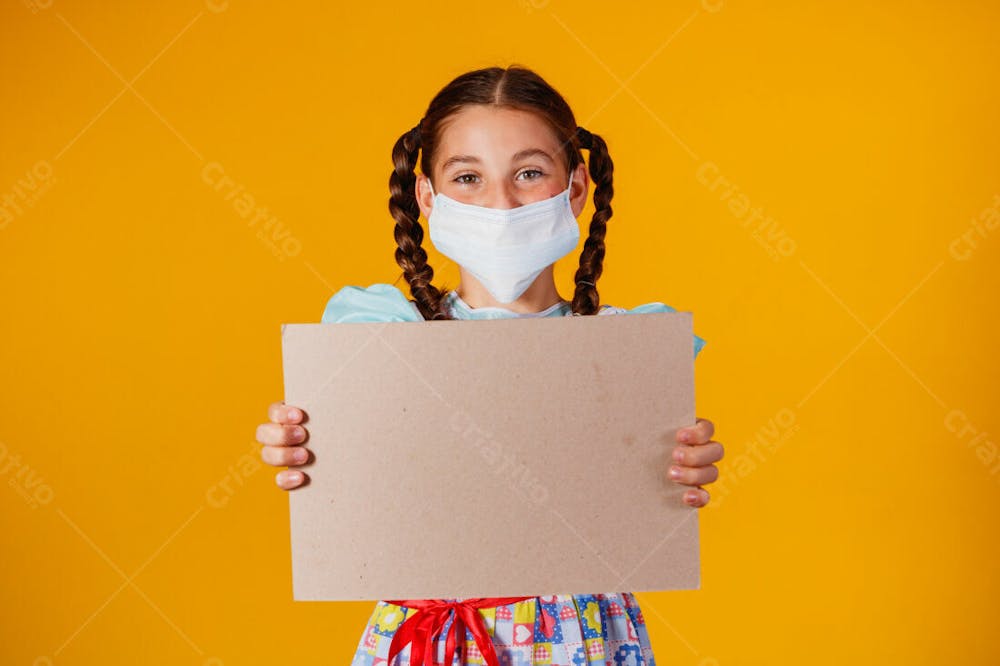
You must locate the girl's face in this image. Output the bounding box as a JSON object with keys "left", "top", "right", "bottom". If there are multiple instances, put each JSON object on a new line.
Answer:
{"left": 415, "top": 105, "right": 589, "bottom": 216}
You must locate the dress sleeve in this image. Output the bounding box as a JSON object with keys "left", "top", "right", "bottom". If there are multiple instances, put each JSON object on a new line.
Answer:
{"left": 320, "top": 283, "right": 424, "bottom": 323}
{"left": 599, "top": 302, "right": 707, "bottom": 359}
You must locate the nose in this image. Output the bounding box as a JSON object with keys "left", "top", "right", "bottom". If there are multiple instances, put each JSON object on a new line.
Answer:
{"left": 486, "top": 182, "right": 523, "bottom": 210}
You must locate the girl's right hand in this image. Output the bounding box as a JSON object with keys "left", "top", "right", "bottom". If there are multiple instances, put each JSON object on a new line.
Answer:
{"left": 257, "top": 400, "right": 311, "bottom": 490}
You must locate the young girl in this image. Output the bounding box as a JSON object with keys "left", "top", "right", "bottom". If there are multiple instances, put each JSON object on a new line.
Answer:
{"left": 256, "top": 65, "right": 724, "bottom": 666}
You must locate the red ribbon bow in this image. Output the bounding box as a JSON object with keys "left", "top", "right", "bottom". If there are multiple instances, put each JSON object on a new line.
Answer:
{"left": 383, "top": 597, "right": 534, "bottom": 666}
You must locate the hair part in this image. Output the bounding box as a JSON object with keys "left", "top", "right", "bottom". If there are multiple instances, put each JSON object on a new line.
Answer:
{"left": 388, "top": 65, "right": 615, "bottom": 319}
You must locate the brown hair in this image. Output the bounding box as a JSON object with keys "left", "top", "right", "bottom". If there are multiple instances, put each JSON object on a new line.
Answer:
{"left": 389, "top": 65, "right": 614, "bottom": 320}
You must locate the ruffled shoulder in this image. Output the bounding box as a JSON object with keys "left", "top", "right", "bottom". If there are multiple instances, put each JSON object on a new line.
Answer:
{"left": 598, "top": 302, "right": 706, "bottom": 359}
{"left": 320, "top": 283, "right": 424, "bottom": 323}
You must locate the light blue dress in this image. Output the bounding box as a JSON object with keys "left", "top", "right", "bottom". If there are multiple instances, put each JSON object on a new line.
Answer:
{"left": 321, "top": 282, "right": 705, "bottom": 357}
{"left": 322, "top": 283, "right": 706, "bottom": 666}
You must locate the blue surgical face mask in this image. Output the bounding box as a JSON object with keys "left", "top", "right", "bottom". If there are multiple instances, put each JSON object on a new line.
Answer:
{"left": 426, "top": 170, "right": 580, "bottom": 304}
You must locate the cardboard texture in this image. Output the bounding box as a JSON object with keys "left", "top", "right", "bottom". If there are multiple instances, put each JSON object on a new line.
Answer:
{"left": 280, "top": 312, "right": 699, "bottom": 601}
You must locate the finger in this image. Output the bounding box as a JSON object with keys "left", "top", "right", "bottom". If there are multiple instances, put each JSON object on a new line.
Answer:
{"left": 683, "top": 487, "right": 710, "bottom": 507}
{"left": 268, "top": 401, "right": 306, "bottom": 425}
{"left": 261, "top": 444, "right": 311, "bottom": 467}
{"left": 677, "top": 417, "right": 714, "bottom": 444}
{"left": 667, "top": 463, "right": 719, "bottom": 487}
{"left": 671, "top": 441, "right": 724, "bottom": 466}
{"left": 276, "top": 469, "right": 308, "bottom": 490}
{"left": 255, "top": 422, "right": 308, "bottom": 447}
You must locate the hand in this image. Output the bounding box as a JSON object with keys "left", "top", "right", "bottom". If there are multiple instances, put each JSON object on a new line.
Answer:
{"left": 257, "top": 400, "right": 311, "bottom": 490}
{"left": 669, "top": 417, "right": 724, "bottom": 507}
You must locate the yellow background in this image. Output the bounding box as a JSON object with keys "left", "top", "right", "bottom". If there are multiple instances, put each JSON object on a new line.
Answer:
{"left": 1, "top": 0, "right": 998, "bottom": 664}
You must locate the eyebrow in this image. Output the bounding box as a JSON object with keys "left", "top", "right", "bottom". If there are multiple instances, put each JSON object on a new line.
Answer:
{"left": 440, "top": 148, "right": 556, "bottom": 172}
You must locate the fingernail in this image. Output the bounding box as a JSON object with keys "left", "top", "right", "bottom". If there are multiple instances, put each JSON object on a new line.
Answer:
{"left": 672, "top": 448, "right": 685, "bottom": 463}
{"left": 288, "top": 471, "right": 302, "bottom": 483}
{"left": 288, "top": 408, "right": 300, "bottom": 421}
{"left": 293, "top": 448, "right": 308, "bottom": 463}
{"left": 679, "top": 431, "right": 690, "bottom": 443}
{"left": 293, "top": 427, "right": 305, "bottom": 442}
{"left": 669, "top": 467, "right": 682, "bottom": 480}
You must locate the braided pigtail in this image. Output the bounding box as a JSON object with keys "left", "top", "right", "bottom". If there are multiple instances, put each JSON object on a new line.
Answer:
{"left": 570, "top": 127, "right": 614, "bottom": 316}
{"left": 388, "top": 123, "right": 453, "bottom": 320}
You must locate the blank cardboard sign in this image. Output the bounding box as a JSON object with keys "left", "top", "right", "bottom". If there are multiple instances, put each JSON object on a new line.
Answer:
{"left": 280, "top": 312, "right": 698, "bottom": 601}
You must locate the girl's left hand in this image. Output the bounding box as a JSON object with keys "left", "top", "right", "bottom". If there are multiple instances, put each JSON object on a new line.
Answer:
{"left": 670, "top": 417, "right": 724, "bottom": 508}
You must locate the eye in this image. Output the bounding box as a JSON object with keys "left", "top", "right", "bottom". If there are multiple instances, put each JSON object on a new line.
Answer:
{"left": 453, "top": 173, "right": 480, "bottom": 185}
{"left": 516, "top": 168, "right": 544, "bottom": 181}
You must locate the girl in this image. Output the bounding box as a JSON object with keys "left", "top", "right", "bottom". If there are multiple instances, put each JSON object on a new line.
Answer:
{"left": 256, "top": 66, "right": 724, "bottom": 666}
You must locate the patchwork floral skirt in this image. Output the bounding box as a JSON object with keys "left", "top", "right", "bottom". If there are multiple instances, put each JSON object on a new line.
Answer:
{"left": 348, "top": 593, "right": 657, "bottom": 666}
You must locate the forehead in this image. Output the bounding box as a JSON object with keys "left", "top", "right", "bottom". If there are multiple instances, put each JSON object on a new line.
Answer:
{"left": 435, "top": 105, "right": 561, "bottom": 166}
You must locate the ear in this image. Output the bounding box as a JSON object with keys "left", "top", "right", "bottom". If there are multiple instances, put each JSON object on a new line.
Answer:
{"left": 415, "top": 172, "right": 434, "bottom": 220}
{"left": 569, "top": 162, "right": 590, "bottom": 218}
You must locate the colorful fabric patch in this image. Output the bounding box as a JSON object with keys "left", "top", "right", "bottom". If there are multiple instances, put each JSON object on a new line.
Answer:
{"left": 350, "top": 594, "right": 657, "bottom": 666}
